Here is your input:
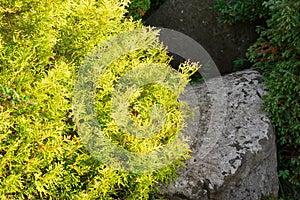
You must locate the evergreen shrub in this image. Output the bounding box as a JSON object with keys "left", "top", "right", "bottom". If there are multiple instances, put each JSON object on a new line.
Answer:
{"left": 213, "top": 0, "right": 300, "bottom": 198}
{"left": 247, "top": 1, "right": 300, "bottom": 198}
{"left": 212, "top": 0, "right": 269, "bottom": 24}
{"left": 0, "top": 0, "right": 197, "bottom": 199}
{"left": 126, "top": 0, "right": 151, "bottom": 20}
{"left": 126, "top": 0, "right": 166, "bottom": 21}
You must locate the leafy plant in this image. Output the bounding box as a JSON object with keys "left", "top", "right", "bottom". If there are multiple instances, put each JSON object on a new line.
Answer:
{"left": 125, "top": 0, "right": 166, "bottom": 21}
{"left": 125, "top": 0, "right": 151, "bottom": 20}
{"left": 232, "top": 57, "right": 248, "bottom": 71}
{"left": 214, "top": 0, "right": 300, "bottom": 199}
{"left": 213, "top": 0, "right": 300, "bottom": 198}
{"left": 211, "top": 0, "right": 269, "bottom": 25}
{"left": 0, "top": 0, "right": 196, "bottom": 199}
{"left": 247, "top": 1, "right": 300, "bottom": 198}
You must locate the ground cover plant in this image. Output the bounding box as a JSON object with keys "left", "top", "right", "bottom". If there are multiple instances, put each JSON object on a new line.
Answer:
{"left": 125, "top": 0, "right": 151, "bottom": 20}
{"left": 213, "top": 0, "right": 300, "bottom": 199}
{"left": 0, "top": 0, "right": 197, "bottom": 199}
{"left": 125, "top": 0, "right": 166, "bottom": 21}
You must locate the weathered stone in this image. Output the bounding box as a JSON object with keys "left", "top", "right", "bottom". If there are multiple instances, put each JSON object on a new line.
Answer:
{"left": 161, "top": 69, "right": 279, "bottom": 199}
{"left": 146, "top": 0, "right": 259, "bottom": 74}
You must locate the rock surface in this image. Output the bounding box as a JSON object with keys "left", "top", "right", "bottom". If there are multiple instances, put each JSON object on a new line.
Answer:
{"left": 161, "top": 69, "right": 279, "bottom": 200}
{"left": 146, "top": 0, "right": 259, "bottom": 74}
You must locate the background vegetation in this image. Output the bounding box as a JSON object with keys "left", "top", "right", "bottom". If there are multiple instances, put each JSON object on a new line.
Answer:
{"left": 0, "top": 0, "right": 195, "bottom": 199}
{"left": 126, "top": 0, "right": 166, "bottom": 21}
{"left": 213, "top": 0, "right": 300, "bottom": 199}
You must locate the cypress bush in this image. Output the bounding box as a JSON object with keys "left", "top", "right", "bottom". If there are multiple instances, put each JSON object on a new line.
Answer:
{"left": 0, "top": 0, "right": 197, "bottom": 199}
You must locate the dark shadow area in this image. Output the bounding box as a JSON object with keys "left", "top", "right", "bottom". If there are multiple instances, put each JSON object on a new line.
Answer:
{"left": 142, "top": 0, "right": 167, "bottom": 20}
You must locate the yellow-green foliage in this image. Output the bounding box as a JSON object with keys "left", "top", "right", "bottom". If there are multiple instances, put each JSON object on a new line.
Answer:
{"left": 0, "top": 0, "right": 197, "bottom": 199}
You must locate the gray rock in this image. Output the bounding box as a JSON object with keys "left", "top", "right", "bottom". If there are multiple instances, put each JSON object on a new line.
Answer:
{"left": 146, "top": 0, "right": 259, "bottom": 74}
{"left": 161, "top": 69, "right": 279, "bottom": 200}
